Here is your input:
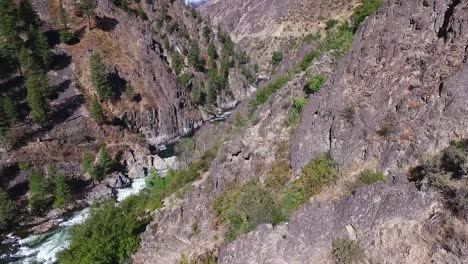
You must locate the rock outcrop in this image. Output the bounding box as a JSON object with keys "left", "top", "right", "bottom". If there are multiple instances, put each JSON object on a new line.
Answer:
{"left": 292, "top": 0, "right": 468, "bottom": 176}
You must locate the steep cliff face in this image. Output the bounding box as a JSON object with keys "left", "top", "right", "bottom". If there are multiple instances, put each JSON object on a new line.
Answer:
{"left": 131, "top": 0, "right": 468, "bottom": 263}
{"left": 61, "top": 0, "right": 252, "bottom": 145}
{"left": 291, "top": 0, "right": 468, "bottom": 176}
{"left": 200, "top": 0, "right": 360, "bottom": 71}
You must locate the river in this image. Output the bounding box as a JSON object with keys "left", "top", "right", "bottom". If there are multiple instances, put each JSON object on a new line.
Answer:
{"left": 0, "top": 177, "right": 148, "bottom": 264}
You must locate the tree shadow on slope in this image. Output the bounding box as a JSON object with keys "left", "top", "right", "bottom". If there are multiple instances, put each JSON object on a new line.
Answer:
{"left": 95, "top": 16, "right": 119, "bottom": 32}
{"left": 51, "top": 52, "right": 72, "bottom": 71}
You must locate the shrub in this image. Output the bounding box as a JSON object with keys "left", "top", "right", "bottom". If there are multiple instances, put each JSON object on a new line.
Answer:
{"left": 303, "top": 33, "right": 321, "bottom": 43}
{"left": 0, "top": 190, "right": 14, "bottom": 230}
{"left": 326, "top": 19, "right": 339, "bottom": 31}
{"left": 213, "top": 180, "right": 284, "bottom": 241}
{"left": 301, "top": 154, "right": 337, "bottom": 197}
{"left": 266, "top": 160, "right": 292, "bottom": 191}
{"left": 178, "top": 252, "right": 216, "bottom": 264}
{"left": 341, "top": 106, "right": 355, "bottom": 125}
{"left": 350, "top": 0, "right": 382, "bottom": 32}
{"left": 332, "top": 239, "right": 365, "bottom": 264}
{"left": 271, "top": 51, "right": 283, "bottom": 67}
{"left": 358, "top": 169, "right": 384, "bottom": 185}
{"left": 249, "top": 75, "right": 290, "bottom": 112}
{"left": 299, "top": 50, "right": 320, "bottom": 71}
{"left": 57, "top": 201, "right": 147, "bottom": 264}
{"left": 318, "top": 24, "right": 354, "bottom": 58}
{"left": 287, "top": 96, "right": 308, "bottom": 127}
{"left": 233, "top": 112, "right": 248, "bottom": 129}
{"left": 282, "top": 154, "right": 337, "bottom": 215}
{"left": 306, "top": 74, "right": 326, "bottom": 94}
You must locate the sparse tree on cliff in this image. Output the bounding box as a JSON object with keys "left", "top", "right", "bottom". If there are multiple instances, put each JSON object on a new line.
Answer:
{"left": 90, "top": 95, "right": 106, "bottom": 124}
{"left": 90, "top": 53, "right": 113, "bottom": 101}
{"left": 80, "top": 0, "right": 96, "bottom": 30}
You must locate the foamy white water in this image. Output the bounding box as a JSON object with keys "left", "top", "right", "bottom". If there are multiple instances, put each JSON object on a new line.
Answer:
{"left": 4, "top": 177, "right": 148, "bottom": 264}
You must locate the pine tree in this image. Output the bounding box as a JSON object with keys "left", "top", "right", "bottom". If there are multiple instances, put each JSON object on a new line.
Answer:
{"left": 18, "top": 0, "right": 39, "bottom": 30}
{"left": 97, "top": 144, "right": 113, "bottom": 180}
{"left": 58, "top": 1, "right": 75, "bottom": 44}
{"left": 90, "top": 53, "right": 113, "bottom": 101}
{"left": 171, "top": 51, "right": 183, "bottom": 75}
{"left": 2, "top": 96, "right": 18, "bottom": 123}
{"left": 49, "top": 164, "right": 70, "bottom": 209}
{"left": 0, "top": 190, "right": 14, "bottom": 230}
{"left": 188, "top": 41, "right": 203, "bottom": 71}
{"left": 29, "top": 168, "right": 46, "bottom": 211}
{"left": 90, "top": 95, "right": 106, "bottom": 124}
{"left": 82, "top": 152, "right": 97, "bottom": 179}
{"left": 0, "top": 103, "right": 15, "bottom": 150}
{"left": 18, "top": 46, "right": 35, "bottom": 76}
{"left": 0, "top": 0, "right": 21, "bottom": 57}
{"left": 207, "top": 42, "right": 217, "bottom": 61}
{"left": 26, "top": 72, "right": 49, "bottom": 125}
{"left": 80, "top": 0, "right": 96, "bottom": 30}
{"left": 28, "top": 25, "right": 51, "bottom": 69}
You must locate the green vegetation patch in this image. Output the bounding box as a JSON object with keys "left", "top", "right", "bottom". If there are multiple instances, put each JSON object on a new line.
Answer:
{"left": 332, "top": 239, "right": 366, "bottom": 264}
{"left": 248, "top": 75, "right": 290, "bottom": 112}
{"left": 358, "top": 169, "right": 384, "bottom": 185}
{"left": 287, "top": 96, "right": 308, "bottom": 128}
{"left": 59, "top": 144, "right": 220, "bottom": 263}
{"left": 306, "top": 74, "right": 327, "bottom": 94}
{"left": 213, "top": 180, "right": 284, "bottom": 242}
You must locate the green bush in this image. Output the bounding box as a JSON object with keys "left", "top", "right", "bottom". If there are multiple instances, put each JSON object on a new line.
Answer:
{"left": 326, "top": 19, "right": 339, "bottom": 31}
{"left": 306, "top": 74, "right": 326, "bottom": 94}
{"left": 359, "top": 170, "right": 384, "bottom": 185}
{"left": 271, "top": 51, "right": 283, "bottom": 67}
{"left": 57, "top": 201, "right": 147, "bottom": 264}
{"left": 303, "top": 33, "right": 321, "bottom": 44}
{"left": 0, "top": 190, "right": 14, "bottom": 231}
{"left": 249, "top": 75, "right": 290, "bottom": 112}
{"left": 318, "top": 24, "right": 354, "bottom": 58}
{"left": 350, "top": 0, "right": 382, "bottom": 32}
{"left": 282, "top": 154, "right": 337, "bottom": 215}
{"left": 59, "top": 31, "right": 76, "bottom": 44}
{"left": 49, "top": 164, "right": 70, "bottom": 208}
{"left": 299, "top": 50, "right": 320, "bottom": 71}
{"left": 178, "top": 252, "right": 216, "bottom": 264}
{"left": 171, "top": 51, "right": 184, "bottom": 75}
{"left": 287, "top": 96, "right": 308, "bottom": 127}
{"left": 332, "top": 239, "right": 365, "bottom": 264}
{"left": 213, "top": 180, "right": 284, "bottom": 241}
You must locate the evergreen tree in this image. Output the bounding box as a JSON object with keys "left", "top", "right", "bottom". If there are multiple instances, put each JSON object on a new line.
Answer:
{"left": 90, "top": 53, "right": 113, "bottom": 101}
{"left": 188, "top": 41, "right": 203, "bottom": 71}
{"left": 0, "top": 102, "right": 15, "bottom": 150}
{"left": 29, "top": 168, "right": 47, "bottom": 211}
{"left": 2, "top": 96, "right": 18, "bottom": 123}
{"left": 0, "top": 0, "right": 21, "bottom": 58}
{"left": 0, "top": 190, "right": 14, "bottom": 230}
{"left": 49, "top": 164, "right": 70, "bottom": 208}
{"left": 90, "top": 95, "right": 106, "bottom": 124}
{"left": 58, "top": 1, "right": 75, "bottom": 44}
{"left": 171, "top": 51, "right": 183, "bottom": 75}
{"left": 82, "top": 152, "right": 97, "bottom": 179}
{"left": 207, "top": 42, "right": 217, "bottom": 61}
{"left": 26, "top": 72, "right": 49, "bottom": 125}
{"left": 18, "top": 0, "right": 39, "bottom": 30}
{"left": 18, "top": 46, "right": 35, "bottom": 76}
{"left": 80, "top": 0, "right": 96, "bottom": 30}
{"left": 28, "top": 25, "right": 51, "bottom": 69}
{"left": 97, "top": 144, "right": 113, "bottom": 180}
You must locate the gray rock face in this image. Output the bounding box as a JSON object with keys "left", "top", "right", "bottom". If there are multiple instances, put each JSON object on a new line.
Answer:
{"left": 218, "top": 182, "right": 440, "bottom": 264}
{"left": 292, "top": 0, "right": 468, "bottom": 176}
